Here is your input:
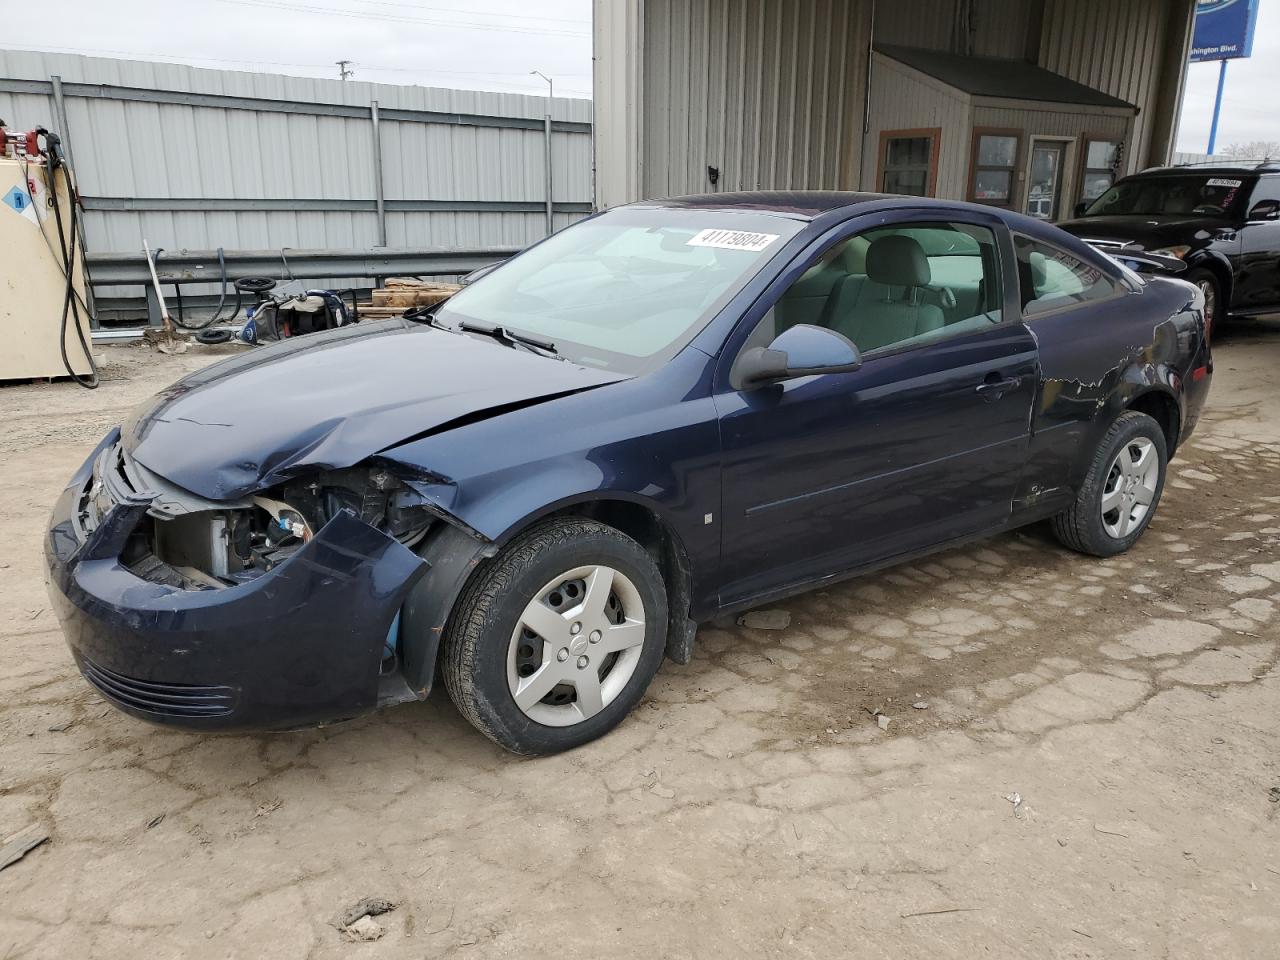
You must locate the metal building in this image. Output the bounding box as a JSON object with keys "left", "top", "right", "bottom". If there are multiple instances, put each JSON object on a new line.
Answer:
{"left": 593, "top": 0, "right": 1196, "bottom": 220}
{"left": 0, "top": 49, "right": 594, "bottom": 316}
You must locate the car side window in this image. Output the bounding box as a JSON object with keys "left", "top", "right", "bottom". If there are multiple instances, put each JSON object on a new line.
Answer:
{"left": 1249, "top": 176, "right": 1280, "bottom": 208}
{"left": 747, "top": 221, "right": 1005, "bottom": 358}
{"left": 1014, "top": 236, "right": 1117, "bottom": 318}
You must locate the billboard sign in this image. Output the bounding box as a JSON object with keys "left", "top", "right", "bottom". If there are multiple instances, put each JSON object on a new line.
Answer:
{"left": 1190, "top": 0, "right": 1261, "bottom": 62}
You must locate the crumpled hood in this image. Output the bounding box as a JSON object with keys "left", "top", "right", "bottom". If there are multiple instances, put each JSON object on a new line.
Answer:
{"left": 1056, "top": 215, "right": 1230, "bottom": 250}
{"left": 123, "top": 319, "right": 626, "bottom": 501}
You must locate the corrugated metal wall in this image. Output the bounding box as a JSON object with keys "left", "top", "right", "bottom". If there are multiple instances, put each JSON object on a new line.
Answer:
{"left": 594, "top": 0, "right": 1188, "bottom": 206}
{"left": 863, "top": 53, "right": 973, "bottom": 197}
{"left": 1037, "top": 0, "right": 1170, "bottom": 176}
{"left": 640, "top": 0, "right": 871, "bottom": 198}
{"left": 0, "top": 49, "right": 593, "bottom": 259}
{"left": 874, "top": 0, "right": 1033, "bottom": 60}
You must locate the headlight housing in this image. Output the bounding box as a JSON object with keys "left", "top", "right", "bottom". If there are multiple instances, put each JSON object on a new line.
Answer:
{"left": 132, "top": 464, "right": 436, "bottom": 589}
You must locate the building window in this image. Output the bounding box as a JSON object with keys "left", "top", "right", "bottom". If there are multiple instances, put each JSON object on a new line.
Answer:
{"left": 1080, "top": 139, "right": 1123, "bottom": 206}
{"left": 879, "top": 129, "right": 940, "bottom": 197}
{"left": 969, "top": 129, "right": 1021, "bottom": 207}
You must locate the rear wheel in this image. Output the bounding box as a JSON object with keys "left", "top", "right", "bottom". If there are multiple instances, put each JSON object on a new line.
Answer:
{"left": 1051, "top": 411, "right": 1167, "bottom": 557}
{"left": 441, "top": 519, "right": 667, "bottom": 755}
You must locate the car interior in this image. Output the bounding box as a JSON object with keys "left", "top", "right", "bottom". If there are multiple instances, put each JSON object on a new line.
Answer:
{"left": 765, "top": 223, "right": 1004, "bottom": 355}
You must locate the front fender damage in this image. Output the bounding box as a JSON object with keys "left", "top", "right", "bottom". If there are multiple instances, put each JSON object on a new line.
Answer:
{"left": 396, "top": 521, "right": 497, "bottom": 699}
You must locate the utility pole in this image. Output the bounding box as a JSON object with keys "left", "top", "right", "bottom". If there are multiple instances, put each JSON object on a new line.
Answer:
{"left": 1207, "top": 59, "right": 1228, "bottom": 155}
{"left": 336, "top": 60, "right": 354, "bottom": 81}
{"left": 531, "top": 70, "right": 555, "bottom": 236}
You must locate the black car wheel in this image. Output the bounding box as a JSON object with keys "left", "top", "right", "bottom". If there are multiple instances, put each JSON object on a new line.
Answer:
{"left": 1051, "top": 411, "right": 1168, "bottom": 558}
{"left": 1184, "top": 267, "right": 1221, "bottom": 335}
{"left": 441, "top": 518, "right": 668, "bottom": 755}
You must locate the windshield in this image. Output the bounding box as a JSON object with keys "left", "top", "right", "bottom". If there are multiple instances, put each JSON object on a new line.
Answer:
{"left": 1082, "top": 174, "right": 1251, "bottom": 218}
{"left": 434, "top": 207, "right": 803, "bottom": 373}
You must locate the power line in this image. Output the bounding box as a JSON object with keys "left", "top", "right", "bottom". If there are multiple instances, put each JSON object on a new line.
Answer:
{"left": 213, "top": 0, "right": 591, "bottom": 38}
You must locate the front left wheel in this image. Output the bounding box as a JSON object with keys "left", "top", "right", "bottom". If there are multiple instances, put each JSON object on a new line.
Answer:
{"left": 441, "top": 519, "right": 668, "bottom": 755}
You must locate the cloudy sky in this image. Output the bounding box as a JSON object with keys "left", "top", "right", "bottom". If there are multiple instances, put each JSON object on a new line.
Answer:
{"left": 2, "top": 0, "right": 596, "bottom": 97}
{"left": 1, "top": 0, "right": 1274, "bottom": 153}
{"left": 1179, "top": 0, "right": 1279, "bottom": 154}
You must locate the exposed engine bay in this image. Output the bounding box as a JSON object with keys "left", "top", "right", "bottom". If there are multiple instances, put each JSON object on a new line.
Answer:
{"left": 133, "top": 467, "right": 434, "bottom": 589}
{"left": 130, "top": 471, "right": 432, "bottom": 591}
{"left": 76, "top": 438, "right": 437, "bottom": 590}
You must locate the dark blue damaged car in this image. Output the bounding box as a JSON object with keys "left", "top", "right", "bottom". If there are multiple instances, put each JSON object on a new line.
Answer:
{"left": 46, "top": 192, "right": 1213, "bottom": 754}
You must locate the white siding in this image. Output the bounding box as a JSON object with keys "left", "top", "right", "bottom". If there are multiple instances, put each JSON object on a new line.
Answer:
{"left": 863, "top": 52, "right": 973, "bottom": 197}
{"left": 971, "top": 100, "right": 1132, "bottom": 210}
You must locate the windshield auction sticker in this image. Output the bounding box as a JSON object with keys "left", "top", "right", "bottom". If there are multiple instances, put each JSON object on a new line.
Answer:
{"left": 686, "top": 228, "right": 780, "bottom": 252}
{"left": 1206, "top": 178, "right": 1242, "bottom": 188}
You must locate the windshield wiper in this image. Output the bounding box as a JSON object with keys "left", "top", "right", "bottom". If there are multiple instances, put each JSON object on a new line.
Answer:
{"left": 456, "top": 319, "right": 562, "bottom": 359}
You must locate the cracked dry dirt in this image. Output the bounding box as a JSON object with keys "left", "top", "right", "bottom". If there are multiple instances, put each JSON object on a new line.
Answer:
{"left": 2, "top": 323, "right": 1279, "bottom": 960}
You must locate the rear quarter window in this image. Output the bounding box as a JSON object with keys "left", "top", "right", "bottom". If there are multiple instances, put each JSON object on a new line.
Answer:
{"left": 1014, "top": 236, "right": 1118, "bottom": 318}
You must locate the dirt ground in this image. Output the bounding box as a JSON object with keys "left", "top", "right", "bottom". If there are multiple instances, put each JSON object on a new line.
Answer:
{"left": 1, "top": 321, "right": 1278, "bottom": 959}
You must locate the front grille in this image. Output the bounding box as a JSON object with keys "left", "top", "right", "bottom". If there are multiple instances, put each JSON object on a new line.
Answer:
{"left": 81, "top": 657, "right": 238, "bottom": 718}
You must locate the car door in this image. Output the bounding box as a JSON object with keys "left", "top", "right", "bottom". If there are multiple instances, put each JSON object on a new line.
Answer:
{"left": 1235, "top": 175, "right": 1280, "bottom": 311}
{"left": 712, "top": 213, "right": 1038, "bottom": 606}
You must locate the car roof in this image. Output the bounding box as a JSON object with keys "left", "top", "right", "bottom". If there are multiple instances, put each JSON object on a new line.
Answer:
{"left": 625, "top": 191, "right": 1115, "bottom": 274}
{"left": 630, "top": 191, "right": 900, "bottom": 220}
{"left": 1131, "top": 161, "right": 1279, "bottom": 178}
{"left": 629, "top": 191, "right": 1055, "bottom": 223}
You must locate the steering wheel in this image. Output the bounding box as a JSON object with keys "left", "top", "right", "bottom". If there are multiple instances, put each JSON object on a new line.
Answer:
{"left": 1192, "top": 204, "right": 1224, "bottom": 215}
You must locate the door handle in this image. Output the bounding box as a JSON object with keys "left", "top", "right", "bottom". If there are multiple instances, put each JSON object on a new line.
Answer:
{"left": 976, "top": 375, "right": 1022, "bottom": 399}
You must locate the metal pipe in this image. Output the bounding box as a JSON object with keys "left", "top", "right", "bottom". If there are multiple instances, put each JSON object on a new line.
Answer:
{"left": 1207, "top": 60, "right": 1229, "bottom": 156}
{"left": 531, "top": 71, "right": 556, "bottom": 236}
{"left": 49, "top": 75, "right": 76, "bottom": 171}
{"left": 857, "top": 0, "right": 876, "bottom": 190}
{"left": 370, "top": 100, "right": 388, "bottom": 246}
{"left": 142, "top": 240, "right": 172, "bottom": 323}
{"left": 50, "top": 73, "right": 99, "bottom": 324}
{"left": 85, "top": 246, "right": 520, "bottom": 286}
{"left": 544, "top": 114, "right": 554, "bottom": 236}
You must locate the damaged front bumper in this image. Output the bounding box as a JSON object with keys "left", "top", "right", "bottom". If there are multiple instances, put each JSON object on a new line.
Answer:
{"left": 44, "top": 430, "right": 430, "bottom": 731}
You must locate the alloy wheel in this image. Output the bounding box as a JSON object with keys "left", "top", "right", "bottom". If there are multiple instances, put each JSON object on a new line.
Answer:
{"left": 506, "top": 565, "right": 646, "bottom": 726}
{"left": 1100, "top": 437, "right": 1159, "bottom": 539}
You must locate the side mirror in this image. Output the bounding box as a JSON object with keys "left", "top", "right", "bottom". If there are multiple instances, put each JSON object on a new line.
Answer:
{"left": 1073, "top": 201, "right": 1089, "bottom": 218}
{"left": 1248, "top": 199, "right": 1280, "bottom": 222}
{"left": 734, "top": 324, "right": 862, "bottom": 388}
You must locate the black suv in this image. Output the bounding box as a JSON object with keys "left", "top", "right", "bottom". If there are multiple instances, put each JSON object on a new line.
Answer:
{"left": 1058, "top": 161, "right": 1280, "bottom": 330}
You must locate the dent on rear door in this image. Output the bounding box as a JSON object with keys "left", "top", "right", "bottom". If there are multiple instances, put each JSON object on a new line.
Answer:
{"left": 1020, "top": 282, "right": 1197, "bottom": 498}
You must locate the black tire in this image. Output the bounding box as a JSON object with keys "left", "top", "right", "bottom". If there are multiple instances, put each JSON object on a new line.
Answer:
{"left": 441, "top": 519, "right": 668, "bottom": 755}
{"left": 1051, "top": 411, "right": 1168, "bottom": 557}
{"left": 1184, "top": 267, "right": 1222, "bottom": 334}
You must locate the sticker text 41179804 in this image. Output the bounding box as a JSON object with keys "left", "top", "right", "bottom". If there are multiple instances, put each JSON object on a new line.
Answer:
{"left": 686, "top": 229, "right": 780, "bottom": 253}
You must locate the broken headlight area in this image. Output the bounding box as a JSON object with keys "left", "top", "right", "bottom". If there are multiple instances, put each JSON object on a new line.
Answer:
{"left": 119, "top": 465, "right": 438, "bottom": 590}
